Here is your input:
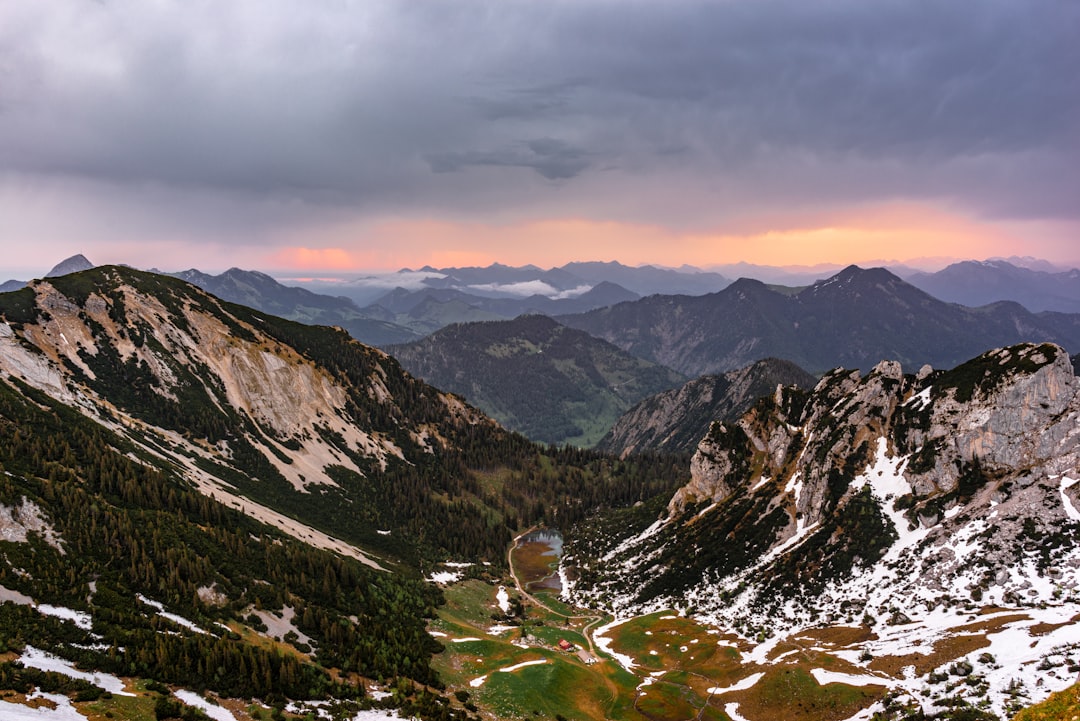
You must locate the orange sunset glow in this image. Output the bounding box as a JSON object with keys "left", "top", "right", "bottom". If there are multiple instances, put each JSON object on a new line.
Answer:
{"left": 255, "top": 203, "right": 1073, "bottom": 273}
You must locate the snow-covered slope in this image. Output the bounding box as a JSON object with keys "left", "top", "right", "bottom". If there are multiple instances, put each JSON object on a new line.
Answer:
{"left": 565, "top": 342, "right": 1080, "bottom": 717}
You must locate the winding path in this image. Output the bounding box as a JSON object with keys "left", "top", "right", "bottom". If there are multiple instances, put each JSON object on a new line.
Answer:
{"left": 506, "top": 534, "right": 748, "bottom": 721}
{"left": 506, "top": 528, "right": 606, "bottom": 655}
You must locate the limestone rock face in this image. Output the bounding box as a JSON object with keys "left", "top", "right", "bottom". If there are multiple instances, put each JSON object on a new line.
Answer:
{"left": 598, "top": 357, "right": 815, "bottom": 458}
{"left": 672, "top": 422, "right": 748, "bottom": 512}
{"left": 902, "top": 345, "right": 1080, "bottom": 495}
{"left": 674, "top": 344, "right": 1080, "bottom": 526}
{"left": 567, "top": 342, "right": 1080, "bottom": 645}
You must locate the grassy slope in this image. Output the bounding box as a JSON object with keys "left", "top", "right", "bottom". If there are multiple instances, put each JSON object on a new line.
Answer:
{"left": 1013, "top": 682, "right": 1080, "bottom": 721}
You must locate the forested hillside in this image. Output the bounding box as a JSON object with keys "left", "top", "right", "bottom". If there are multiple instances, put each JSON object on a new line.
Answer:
{"left": 390, "top": 314, "right": 685, "bottom": 446}
{"left": 0, "top": 267, "right": 685, "bottom": 568}
{"left": 0, "top": 369, "right": 458, "bottom": 718}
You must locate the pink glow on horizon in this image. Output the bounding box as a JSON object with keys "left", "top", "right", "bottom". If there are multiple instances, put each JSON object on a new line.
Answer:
{"left": 268, "top": 247, "right": 358, "bottom": 270}
{"left": 5, "top": 203, "right": 1077, "bottom": 278}
{"left": 254, "top": 202, "right": 1078, "bottom": 273}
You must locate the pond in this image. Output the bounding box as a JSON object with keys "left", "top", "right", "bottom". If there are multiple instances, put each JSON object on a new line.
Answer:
{"left": 513, "top": 529, "right": 563, "bottom": 593}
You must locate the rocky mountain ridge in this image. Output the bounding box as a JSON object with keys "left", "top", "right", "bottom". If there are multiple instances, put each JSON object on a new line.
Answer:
{"left": 597, "top": 357, "right": 817, "bottom": 458}
{"left": 0, "top": 266, "right": 573, "bottom": 566}
{"left": 565, "top": 342, "right": 1080, "bottom": 718}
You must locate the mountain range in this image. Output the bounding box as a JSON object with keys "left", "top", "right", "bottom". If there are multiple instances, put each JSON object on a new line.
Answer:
{"left": 558, "top": 265, "right": 1080, "bottom": 376}
{"left": 360, "top": 281, "right": 641, "bottom": 337}
{"left": 0, "top": 265, "right": 689, "bottom": 719}
{"left": 2, "top": 262, "right": 1080, "bottom": 720}
{"left": 906, "top": 259, "right": 1080, "bottom": 313}
{"left": 166, "top": 266, "right": 423, "bottom": 346}
{"left": 284, "top": 260, "right": 733, "bottom": 308}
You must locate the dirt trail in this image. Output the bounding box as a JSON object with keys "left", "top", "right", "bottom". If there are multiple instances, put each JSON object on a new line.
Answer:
{"left": 505, "top": 529, "right": 603, "bottom": 658}
{"left": 506, "top": 529, "right": 624, "bottom": 716}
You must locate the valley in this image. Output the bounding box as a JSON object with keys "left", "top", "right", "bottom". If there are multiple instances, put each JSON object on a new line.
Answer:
{"left": 1, "top": 265, "right": 1080, "bottom": 721}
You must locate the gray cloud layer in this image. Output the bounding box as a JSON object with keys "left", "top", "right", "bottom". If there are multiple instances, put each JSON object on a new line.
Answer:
{"left": 1, "top": 0, "right": 1077, "bottom": 231}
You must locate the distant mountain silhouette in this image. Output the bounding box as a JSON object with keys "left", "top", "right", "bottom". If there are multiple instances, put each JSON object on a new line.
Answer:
{"left": 558, "top": 265, "right": 1080, "bottom": 376}
{"left": 167, "top": 267, "right": 420, "bottom": 346}
{"left": 907, "top": 259, "right": 1080, "bottom": 313}
{"left": 46, "top": 253, "right": 95, "bottom": 277}
{"left": 363, "top": 281, "right": 640, "bottom": 335}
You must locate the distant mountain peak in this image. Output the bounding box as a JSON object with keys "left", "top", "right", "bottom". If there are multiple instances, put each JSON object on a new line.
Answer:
{"left": 724, "top": 276, "right": 771, "bottom": 292}
{"left": 806, "top": 265, "right": 903, "bottom": 294}
{"left": 45, "top": 253, "right": 94, "bottom": 277}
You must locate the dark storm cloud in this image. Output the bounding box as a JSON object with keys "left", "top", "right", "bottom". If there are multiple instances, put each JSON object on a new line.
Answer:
{"left": 428, "top": 138, "right": 592, "bottom": 180}
{"left": 0, "top": 0, "right": 1077, "bottom": 224}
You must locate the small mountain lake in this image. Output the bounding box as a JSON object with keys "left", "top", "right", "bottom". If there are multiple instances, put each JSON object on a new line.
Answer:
{"left": 513, "top": 529, "right": 563, "bottom": 593}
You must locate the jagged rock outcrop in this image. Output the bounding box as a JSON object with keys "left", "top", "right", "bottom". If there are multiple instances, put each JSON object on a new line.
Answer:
{"left": 597, "top": 357, "right": 816, "bottom": 457}
{"left": 566, "top": 342, "right": 1080, "bottom": 640}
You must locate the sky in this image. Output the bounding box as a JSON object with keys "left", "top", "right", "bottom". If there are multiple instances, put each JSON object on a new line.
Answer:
{"left": 1, "top": 0, "right": 1078, "bottom": 278}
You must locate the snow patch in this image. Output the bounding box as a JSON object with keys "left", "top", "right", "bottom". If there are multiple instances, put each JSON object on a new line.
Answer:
{"left": 496, "top": 586, "right": 511, "bottom": 614}
{"left": 427, "top": 571, "right": 462, "bottom": 585}
{"left": 725, "top": 702, "right": 751, "bottom": 721}
{"left": 904, "top": 387, "right": 932, "bottom": 410}
{"left": 1060, "top": 476, "right": 1080, "bottom": 521}
{"left": 592, "top": 618, "right": 638, "bottom": 672}
{"left": 35, "top": 605, "right": 92, "bottom": 631}
{"left": 707, "top": 672, "right": 764, "bottom": 695}
{"left": 19, "top": 646, "right": 133, "bottom": 696}
{"left": 811, "top": 669, "right": 889, "bottom": 687}
{"left": 0, "top": 690, "right": 88, "bottom": 720}
{"left": 499, "top": 659, "right": 548, "bottom": 673}
{"left": 349, "top": 710, "right": 409, "bottom": 721}
{"left": 137, "top": 594, "right": 205, "bottom": 634}
{"left": 174, "top": 691, "right": 235, "bottom": 721}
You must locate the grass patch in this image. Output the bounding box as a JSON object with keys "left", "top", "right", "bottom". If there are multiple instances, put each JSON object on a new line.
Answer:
{"left": 605, "top": 613, "right": 744, "bottom": 684}
{"left": 478, "top": 658, "right": 621, "bottom": 721}
{"left": 728, "top": 666, "right": 883, "bottom": 721}
{"left": 438, "top": 579, "right": 504, "bottom": 630}
{"left": 636, "top": 680, "right": 701, "bottom": 720}
{"left": 81, "top": 691, "right": 158, "bottom": 721}
{"left": 1014, "top": 681, "right": 1080, "bottom": 721}
{"left": 532, "top": 590, "right": 577, "bottom": 617}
